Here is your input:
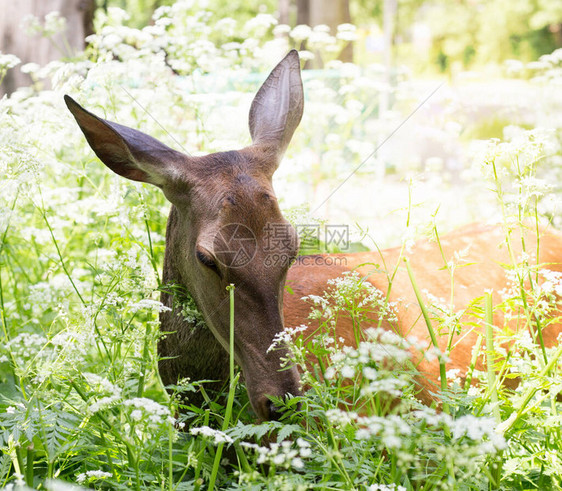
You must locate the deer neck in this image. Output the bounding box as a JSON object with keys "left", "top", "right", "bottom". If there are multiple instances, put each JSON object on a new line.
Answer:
{"left": 158, "top": 205, "right": 229, "bottom": 398}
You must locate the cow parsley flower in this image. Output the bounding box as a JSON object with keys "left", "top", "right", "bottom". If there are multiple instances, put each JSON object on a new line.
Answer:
{"left": 128, "top": 298, "right": 171, "bottom": 313}
{"left": 325, "top": 408, "right": 358, "bottom": 427}
{"left": 336, "top": 23, "right": 358, "bottom": 42}
{"left": 356, "top": 414, "right": 412, "bottom": 448}
{"left": 290, "top": 25, "right": 312, "bottom": 42}
{"left": 190, "top": 426, "right": 233, "bottom": 445}
{"left": 123, "top": 397, "right": 173, "bottom": 428}
{"left": 241, "top": 439, "right": 311, "bottom": 469}
{"left": 76, "top": 470, "right": 112, "bottom": 484}
{"left": 322, "top": 327, "right": 414, "bottom": 392}
{"left": 268, "top": 324, "right": 308, "bottom": 352}
{"left": 44, "top": 11, "right": 66, "bottom": 36}
{"left": 450, "top": 415, "right": 506, "bottom": 451}
{"left": 304, "top": 272, "right": 398, "bottom": 324}
{"left": 83, "top": 373, "right": 122, "bottom": 413}
{"left": 244, "top": 14, "right": 277, "bottom": 35}
{"left": 0, "top": 52, "right": 21, "bottom": 72}
{"left": 368, "top": 485, "right": 406, "bottom": 491}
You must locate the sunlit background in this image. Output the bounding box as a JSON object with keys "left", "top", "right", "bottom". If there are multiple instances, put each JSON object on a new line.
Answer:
{"left": 2, "top": 0, "right": 561, "bottom": 251}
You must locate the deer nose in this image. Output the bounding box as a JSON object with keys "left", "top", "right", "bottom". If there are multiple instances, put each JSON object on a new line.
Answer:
{"left": 267, "top": 401, "right": 284, "bottom": 421}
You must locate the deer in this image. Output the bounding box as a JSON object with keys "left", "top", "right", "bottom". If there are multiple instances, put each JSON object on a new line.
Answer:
{"left": 65, "top": 50, "right": 562, "bottom": 422}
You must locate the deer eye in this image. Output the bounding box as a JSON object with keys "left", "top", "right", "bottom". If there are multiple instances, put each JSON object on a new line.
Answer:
{"left": 196, "top": 249, "right": 221, "bottom": 276}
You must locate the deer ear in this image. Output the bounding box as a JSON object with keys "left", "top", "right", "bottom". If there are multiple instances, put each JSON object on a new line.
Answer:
{"left": 65, "top": 95, "right": 187, "bottom": 187}
{"left": 249, "top": 50, "right": 304, "bottom": 163}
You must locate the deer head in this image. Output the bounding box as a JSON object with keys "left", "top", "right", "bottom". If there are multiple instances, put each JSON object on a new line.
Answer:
{"left": 65, "top": 50, "right": 304, "bottom": 421}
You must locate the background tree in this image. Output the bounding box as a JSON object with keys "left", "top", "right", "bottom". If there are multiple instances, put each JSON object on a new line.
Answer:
{"left": 297, "top": 0, "right": 353, "bottom": 61}
{"left": 0, "top": 0, "right": 95, "bottom": 95}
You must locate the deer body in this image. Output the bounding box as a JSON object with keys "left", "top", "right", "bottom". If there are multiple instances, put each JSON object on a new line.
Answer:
{"left": 285, "top": 223, "right": 562, "bottom": 401}
{"left": 66, "top": 51, "right": 562, "bottom": 421}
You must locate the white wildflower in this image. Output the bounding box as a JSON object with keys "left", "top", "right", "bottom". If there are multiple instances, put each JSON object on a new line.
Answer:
{"left": 20, "top": 62, "right": 40, "bottom": 74}
{"left": 273, "top": 24, "right": 291, "bottom": 36}
{"left": 83, "top": 373, "right": 122, "bottom": 413}
{"left": 241, "top": 439, "right": 310, "bottom": 469}
{"left": 190, "top": 426, "right": 233, "bottom": 445}
{"left": 244, "top": 14, "right": 277, "bottom": 34}
{"left": 336, "top": 23, "right": 357, "bottom": 41}
{"left": 76, "top": 470, "right": 112, "bottom": 484}
{"left": 341, "top": 365, "right": 355, "bottom": 378}
{"left": 13, "top": 473, "right": 25, "bottom": 486}
{"left": 123, "top": 397, "right": 173, "bottom": 428}
{"left": 44, "top": 11, "right": 66, "bottom": 36}
{"left": 290, "top": 25, "right": 312, "bottom": 42}
{"left": 0, "top": 52, "right": 21, "bottom": 71}
{"left": 268, "top": 324, "right": 308, "bottom": 352}
{"left": 368, "top": 485, "right": 406, "bottom": 491}
{"left": 325, "top": 408, "right": 358, "bottom": 426}
{"left": 128, "top": 298, "right": 171, "bottom": 313}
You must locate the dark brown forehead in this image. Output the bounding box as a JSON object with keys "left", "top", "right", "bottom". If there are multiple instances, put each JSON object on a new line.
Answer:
{"left": 192, "top": 146, "right": 274, "bottom": 179}
{"left": 187, "top": 149, "right": 282, "bottom": 228}
{"left": 219, "top": 177, "right": 283, "bottom": 232}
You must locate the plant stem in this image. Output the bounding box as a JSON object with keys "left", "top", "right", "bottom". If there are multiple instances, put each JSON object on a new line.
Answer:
{"left": 41, "top": 208, "right": 86, "bottom": 306}
{"left": 464, "top": 333, "right": 483, "bottom": 392}
{"left": 484, "top": 293, "right": 501, "bottom": 423}
{"left": 227, "top": 284, "right": 235, "bottom": 382}
{"left": 193, "top": 410, "right": 210, "bottom": 491}
{"left": 168, "top": 421, "right": 174, "bottom": 490}
{"left": 207, "top": 285, "right": 237, "bottom": 491}
{"left": 404, "top": 258, "right": 449, "bottom": 414}
{"left": 207, "top": 373, "right": 239, "bottom": 491}
{"left": 137, "top": 322, "right": 152, "bottom": 398}
{"left": 497, "top": 342, "right": 562, "bottom": 434}
{"left": 25, "top": 444, "right": 34, "bottom": 487}
{"left": 0, "top": 194, "right": 25, "bottom": 395}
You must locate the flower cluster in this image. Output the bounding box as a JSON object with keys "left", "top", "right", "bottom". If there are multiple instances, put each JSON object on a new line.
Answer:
{"left": 241, "top": 438, "right": 311, "bottom": 470}
{"left": 326, "top": 406, "right": 506, "bottom": 468}
{"left": 303, "top": 271, "right": 399, "bottom": 324}
{"left": 190, "top": 426, "right": 233, "bottom": 445}
{"left": 368, "top": 485, "right": 406, "bottom": 491}
{"left": 84, "top": 373, "right": 123, "bottom": 413}
{"left": 76, "top": 470, "right": 112, "bottom": 485}
{"left": 128, "top": 298, "right": 171, "bottom": 313}
{"left": 323, "top": 327, "right": 415, "bottom": 398}
{"left": 268, "top": 324, "right": 309, "bottom": 353}
{"left": 0, "top": 52, "right": 20, "bottom": 79}
{"left": 123, "top": 397, "right": 174, "bottom": 428}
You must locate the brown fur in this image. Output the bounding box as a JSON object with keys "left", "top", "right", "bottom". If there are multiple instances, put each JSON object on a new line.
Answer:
{"left": 285, "top": 223, "right": 562, "bottom": 402}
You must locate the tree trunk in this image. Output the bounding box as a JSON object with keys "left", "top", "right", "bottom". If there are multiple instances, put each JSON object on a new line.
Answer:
{"left": 296, "top": 0, "right": 310, "bottom": 25}
{"left": 279, "top": 0, "right": 291, "bottom": 26}
{"left": 0, "top": 0, "right": 95, "bottom": 96}
{"left": 309, "top": 0, "right": 352, "bottom": 62}
{"left": 552, "top": 23, "right": 562, "bottom": 48}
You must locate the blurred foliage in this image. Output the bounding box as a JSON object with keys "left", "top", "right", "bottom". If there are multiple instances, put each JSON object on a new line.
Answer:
{"left": 425, "top": 0, "right": 562, "bottom": 71}
{"left": 96, "top": 0, "right": 276, "bottom": 28}
{"left": 96, "top": 0, "right": 562, "bottom": 73}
